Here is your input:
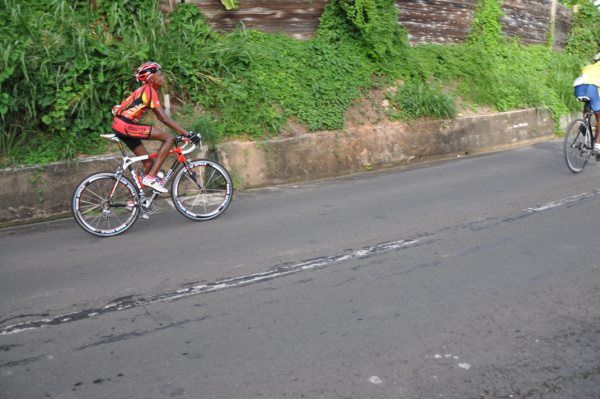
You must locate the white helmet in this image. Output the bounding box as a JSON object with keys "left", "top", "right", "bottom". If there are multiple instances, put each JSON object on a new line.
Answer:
{"left": 594, "top": 52, "right": 600, "bottom": 63}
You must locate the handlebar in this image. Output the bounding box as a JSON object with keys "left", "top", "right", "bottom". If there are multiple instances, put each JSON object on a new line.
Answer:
{"left": 176, "top": 133, "right": 202, "bottom": 154}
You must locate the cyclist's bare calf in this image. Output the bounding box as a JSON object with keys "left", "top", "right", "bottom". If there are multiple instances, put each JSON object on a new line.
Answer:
{"left": 130, "top": 144, "right": 153, "bottom": 175}
{"left": 146, "top": 127, "right": 175, "bottom": 178}
{"left": 595, "top": 111, "right": 600, "bottom": 145}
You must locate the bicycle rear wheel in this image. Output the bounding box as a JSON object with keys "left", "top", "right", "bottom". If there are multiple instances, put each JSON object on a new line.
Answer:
{"left": 72, "top": 172, "right": 140, "bottom": 237}
{"left": 564, "top": 119, "right": 591, "bottom": 173}
{"left": 171, "top": 159, "right": 233, "bottom": 221}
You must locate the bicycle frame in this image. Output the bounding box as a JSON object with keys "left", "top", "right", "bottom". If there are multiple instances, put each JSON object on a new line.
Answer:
{"left": 100, "top": 134, "right": 201, "bottom": 211}
{"left": 579, "top": 101, "right": 597, "bottom": 157}
{"left": 583, "top": 101, "right": 593, "bottom": 133}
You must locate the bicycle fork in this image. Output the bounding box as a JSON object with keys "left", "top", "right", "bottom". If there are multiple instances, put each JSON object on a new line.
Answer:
{"left": 182, "top": 160, "right": 204, "bottom": 190}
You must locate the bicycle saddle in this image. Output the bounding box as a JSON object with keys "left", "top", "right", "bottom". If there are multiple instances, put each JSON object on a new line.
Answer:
{"left": 100, "top": 134, "right": 120, "bottom": 142}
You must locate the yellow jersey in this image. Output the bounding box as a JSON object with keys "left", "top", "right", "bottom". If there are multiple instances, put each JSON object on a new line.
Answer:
{"left": 580, "top": 62, "right": 600, "bottom": 87}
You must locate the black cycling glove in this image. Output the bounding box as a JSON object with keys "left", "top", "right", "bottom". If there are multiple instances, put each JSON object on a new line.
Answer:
{"left": 188, "top": 133, "right": 201, "bottom": 145}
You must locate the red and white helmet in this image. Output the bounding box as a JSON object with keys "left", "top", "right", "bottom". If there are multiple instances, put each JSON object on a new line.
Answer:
{"left": 134, "top": 62, "right": 161, "bottom": 83}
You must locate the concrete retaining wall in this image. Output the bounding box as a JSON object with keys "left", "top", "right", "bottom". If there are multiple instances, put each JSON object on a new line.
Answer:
{"left": 218, "top": 108, "right": 554, "bottom": 188}
{"left": 0, "top": 156, "right": 121, "bottom": 227}
{"left": 0, "top": 108, "right": 555, "bottom": 227}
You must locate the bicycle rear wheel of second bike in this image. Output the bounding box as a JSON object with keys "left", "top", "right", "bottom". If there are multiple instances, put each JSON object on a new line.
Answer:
{"left": 72, "top": 172, "right": 140, "bottom": 237}
{"left": 564, "top": 119, "right": 592, "bottom": 173}
{"left": 171, "top": 159, "right": 233, "bottom": 221}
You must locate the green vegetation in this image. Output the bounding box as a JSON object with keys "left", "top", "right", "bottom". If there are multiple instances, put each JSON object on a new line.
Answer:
{"left": 1, "top": 0, "right": 599, "bottom": 166}
{"left": 382, "top": 0, "right": 598, "bottom": 126}
{"left": 386, "top": 82, "right": 457, "bottom": 121}
{"left": 220, "top": 0, "right": 239, "bottom": 10}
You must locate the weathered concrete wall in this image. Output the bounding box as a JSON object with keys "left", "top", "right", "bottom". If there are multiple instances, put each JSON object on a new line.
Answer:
{"left": 162, "top": 0, "right": 329, "bottom": 40}
{"left": 502, "top": 0, "right": 571, "bottom": 49}
{"left": 217, "top": 108, "right": 554, "bottom": 188}
{"left": 0, "top": 108, "right": 556, "bottom": 227}
{"left": 397, "top": 0, "right": 478, "bottom": 44}
{"left": 0, "top": 156, "right": 120, "bottom": 226}
{"left": 553, "top": 2, "right": 573, "bottom": 50}
{"left": 161, "top": 0, "right": 572, "bottom": 48}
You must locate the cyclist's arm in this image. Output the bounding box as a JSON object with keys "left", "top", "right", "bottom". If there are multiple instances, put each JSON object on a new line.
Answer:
{"left": 153, "top": 107, "right": 189, "bottom": 137}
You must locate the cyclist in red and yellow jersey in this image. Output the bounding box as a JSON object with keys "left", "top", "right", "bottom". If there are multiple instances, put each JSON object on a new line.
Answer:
{"left": 111, "top": 62, "right": 199, "bottom": 193}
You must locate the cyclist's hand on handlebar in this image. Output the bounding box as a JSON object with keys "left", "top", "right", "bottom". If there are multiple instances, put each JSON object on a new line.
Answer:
{"left": 188, "top": 132, "right": 201, "bottom": 145}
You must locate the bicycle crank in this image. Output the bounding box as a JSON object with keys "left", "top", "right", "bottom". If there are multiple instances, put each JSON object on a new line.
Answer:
{"left": 141, "top": 197, "right": 159, "bottom": 215}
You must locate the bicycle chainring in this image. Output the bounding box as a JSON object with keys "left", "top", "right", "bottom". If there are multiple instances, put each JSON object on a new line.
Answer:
{"left": 141, "top": 198, "right": 159, "bottom": 214}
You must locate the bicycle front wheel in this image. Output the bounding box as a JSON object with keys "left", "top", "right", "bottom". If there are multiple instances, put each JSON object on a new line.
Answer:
{"left": 72, "top": 172, "right": 140, "bottom": 237}
{"left": 171, "top": 159, "right": 233, "bottom": 221}
{"left": 564, "top": 119, "right": 591, "bottom": 173}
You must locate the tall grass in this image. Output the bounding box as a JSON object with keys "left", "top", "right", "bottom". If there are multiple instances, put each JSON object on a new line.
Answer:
{"left": 387, "top": 82, "right": 457, "bottom": 120}
{"left": 0, "top": 0, "right": 165, "bottom": 164}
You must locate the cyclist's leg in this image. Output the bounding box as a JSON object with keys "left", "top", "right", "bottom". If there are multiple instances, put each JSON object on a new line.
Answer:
{"left": 595, "top": 111, "right": 600, "bottom": 144}
{"left": 131, "top": 144, "right": 153, "bottom": 175}
{"left": 114, "top": 132, "right": 153, "bottom": 174}
{"left": 588, "top": 85, "right": 600, "bottom": 144}
{"left": 146, "top": 127, "right": 175, "bottom": 178}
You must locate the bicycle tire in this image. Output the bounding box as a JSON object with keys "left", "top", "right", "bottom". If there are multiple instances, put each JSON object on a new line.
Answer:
{"left": 72, "top": 172, "right": 140, "bottom": 237}
{"left": 171, "top": 159, "right": 233, "bottom": 221}
{"left": 564, "top": 119, "right": 591, "bottom": 173}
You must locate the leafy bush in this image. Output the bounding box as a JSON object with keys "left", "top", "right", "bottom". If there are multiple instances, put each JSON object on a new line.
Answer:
{"left": 0, "top": 0, "right": 164, "bottom": 164}
{"left": 387, "top": 82, "right": 457, "bottom": 120}
{"left": 403, "top": 0, "right": 599, "bottom": 123}
{"left": 564, "top": 0, "right": 600, "bottom": 60}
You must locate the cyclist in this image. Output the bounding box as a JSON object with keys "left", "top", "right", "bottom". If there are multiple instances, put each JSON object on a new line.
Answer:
{"left": 111, "top": 62, "right": 199, "bottom": 193}
{"left": 574, "top": 52, "right": 600, "bottom": 153}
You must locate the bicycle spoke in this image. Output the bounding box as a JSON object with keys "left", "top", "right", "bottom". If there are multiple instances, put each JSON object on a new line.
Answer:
{"left": 89, "top": 212, "right": 103, "bottom": 228}
{"left": 79, "top": 204, "right": 102, "bottom": 215}
{"left": 112, "top": 209, "right": 125, "bottom": 226}
{"left": 201, "top": 188, "right": 227, "bottom": 193}
{"left": 82, "top": 187, "right": 105, "bottom": 202}
{"left": 79, "top": 198, "right": 100, "bottom": 206}
{"left": 183, "top": 172, "right": 200, "bottom": 189}
{"left": 189, "top": 192, "right": 205, "bottom": 212}
{"left": 204, "top": 169, "right": 217, "bottom": 188}
{"left": 94, "top": 180, "right": 108, "bottom": 202}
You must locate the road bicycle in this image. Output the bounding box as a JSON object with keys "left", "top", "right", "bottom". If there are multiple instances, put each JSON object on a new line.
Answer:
{"left": 72, "top": 133, "right": 233, "bottom": 237}
{"left": 564, "top": 98, "right": 597, "bottom": 173}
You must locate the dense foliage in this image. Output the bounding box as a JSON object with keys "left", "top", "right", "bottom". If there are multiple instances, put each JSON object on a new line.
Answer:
{"left": 386, "top": 82, "right": 457, "bottom": 121}
{"left": 390, "top": 0, "right": 598, "bottom": 124}
{"left": 1, "top": 0, "right": 599, "bottom": 166}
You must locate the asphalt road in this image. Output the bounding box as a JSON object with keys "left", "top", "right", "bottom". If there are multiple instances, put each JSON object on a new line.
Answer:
{"left": 1, "top": 139, "right": 600, "bottom": 398}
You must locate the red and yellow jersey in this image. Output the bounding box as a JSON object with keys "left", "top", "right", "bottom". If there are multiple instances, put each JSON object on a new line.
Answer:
{"left": 114, "top": 84, "right": 161, "bottom": 121}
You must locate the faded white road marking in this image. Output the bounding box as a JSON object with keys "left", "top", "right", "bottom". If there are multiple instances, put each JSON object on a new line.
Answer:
{"left": 369, "top": 376, "right": 383, "bottom": 384}
{"left": 526, "top": 189, "right": 600, "bottom": 213}
{"left": 433, "top": 353, "right": 459, "bottom": 360}
{"left": 1, "top": 237, "right": 421, "bottom": 335}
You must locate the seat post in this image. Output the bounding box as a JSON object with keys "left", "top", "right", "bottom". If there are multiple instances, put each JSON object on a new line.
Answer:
{"left": 116, "top": 140, "right": 127, "bottom": 157}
